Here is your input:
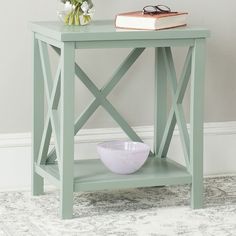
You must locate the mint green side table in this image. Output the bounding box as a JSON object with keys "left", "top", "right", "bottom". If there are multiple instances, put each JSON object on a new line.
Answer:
{"left": 30, "top": 21, "right": 209, "bottom": 219}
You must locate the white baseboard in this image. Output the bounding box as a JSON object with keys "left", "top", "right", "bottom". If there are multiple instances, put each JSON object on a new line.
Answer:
{"left": 1, "top": 121, "right": 236, "bottom": 191}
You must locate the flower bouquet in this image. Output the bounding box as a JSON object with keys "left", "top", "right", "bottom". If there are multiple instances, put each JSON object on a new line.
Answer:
{"left": 58, "top": 0, "right": 94, "bottom": 26}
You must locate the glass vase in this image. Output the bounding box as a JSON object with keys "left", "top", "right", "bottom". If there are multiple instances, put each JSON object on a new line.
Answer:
{"left": 57, "top": 0, "right": 95, "bottom": 26}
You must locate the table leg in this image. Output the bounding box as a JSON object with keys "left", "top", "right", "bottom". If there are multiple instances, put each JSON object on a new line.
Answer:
{"left": 190, "top": 39, "right": 206, "bottom": 209}
{"left": 154, "top": 47, "right": 167, "bottom": 157}
{"left": 32, "top": 34, "right": 44, "bottom": 195}
{"left": 60, "top": 42, "right": 75, "bottom": 219}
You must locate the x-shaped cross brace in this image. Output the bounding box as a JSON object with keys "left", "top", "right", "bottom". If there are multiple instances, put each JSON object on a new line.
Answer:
{"left": 37, "top": 41, "right": 62, "bottom": 176}
{"left": 44, "top": 46, "right": 154, "bottom": 164}
{"left": 157, "top": 47, "right": 193, "bottom": 170}
{"left": 36, "top": 42, "right": 192, "bottom": 171}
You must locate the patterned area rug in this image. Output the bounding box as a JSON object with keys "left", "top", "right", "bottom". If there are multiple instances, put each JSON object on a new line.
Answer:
{"left": 0, "top": 176, "right": 236, "bottom": 236}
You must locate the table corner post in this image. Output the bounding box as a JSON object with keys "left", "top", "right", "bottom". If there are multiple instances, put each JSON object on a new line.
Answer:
{"left": 32, "top": 32, "right": 44, "bottom": 196}
{"left": 190, "top": 38, "right": 206, "bottom": 209}
{"left": 154, "top": 47, "right": 167, "bottom": 158}
{"left": 60, "top": 41, "right": 75, "bottom": 219}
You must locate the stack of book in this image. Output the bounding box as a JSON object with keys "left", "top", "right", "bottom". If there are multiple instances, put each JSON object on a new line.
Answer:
{"left": 115, "top": 11, "right": 188, "bottom": 30}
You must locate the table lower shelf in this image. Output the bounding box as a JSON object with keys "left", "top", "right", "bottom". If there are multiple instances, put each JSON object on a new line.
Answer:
{"left": 36, "top": 157, "right": 192, "bottom": 192}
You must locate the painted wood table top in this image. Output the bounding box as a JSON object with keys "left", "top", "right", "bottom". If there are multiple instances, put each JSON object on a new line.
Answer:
{"left": 30, "top": 20, "right": 209, "bottom": 41}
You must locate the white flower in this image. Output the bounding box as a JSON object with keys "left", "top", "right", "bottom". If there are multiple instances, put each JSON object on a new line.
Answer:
{"left": 81, "top": 1, "right": 89, "bottom": 13}
{"left": 64, "top": 1, "right": 73, "bottom": 11}
{"left": 87, "top": 7, "right": 95, "bottom": 16}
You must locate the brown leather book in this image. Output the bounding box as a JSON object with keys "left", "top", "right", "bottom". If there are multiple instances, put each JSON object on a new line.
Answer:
{"left": 115, "top": 11, "right": 188, "bottom": 30}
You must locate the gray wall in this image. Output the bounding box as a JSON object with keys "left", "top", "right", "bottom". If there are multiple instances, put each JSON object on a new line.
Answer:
{"left": 0, "top": 0, "right": 236, "bottom": 133}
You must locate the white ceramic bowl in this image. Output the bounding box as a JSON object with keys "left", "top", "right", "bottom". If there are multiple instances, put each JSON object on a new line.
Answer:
{"left": 97, "top": 141, "right": 150, "bottom": 175}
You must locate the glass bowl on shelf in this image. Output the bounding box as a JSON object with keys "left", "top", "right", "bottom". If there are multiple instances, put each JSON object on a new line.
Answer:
{"left": 57, "top": 0, "right": 95, "bottom": 26}
{"left": 97, "top": 141, "right": 150, "bottom": 175}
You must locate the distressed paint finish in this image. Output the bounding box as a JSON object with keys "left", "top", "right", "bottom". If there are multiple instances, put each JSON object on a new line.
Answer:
{"left": 31, "top": 21, "right": 209, "bottom": 219}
